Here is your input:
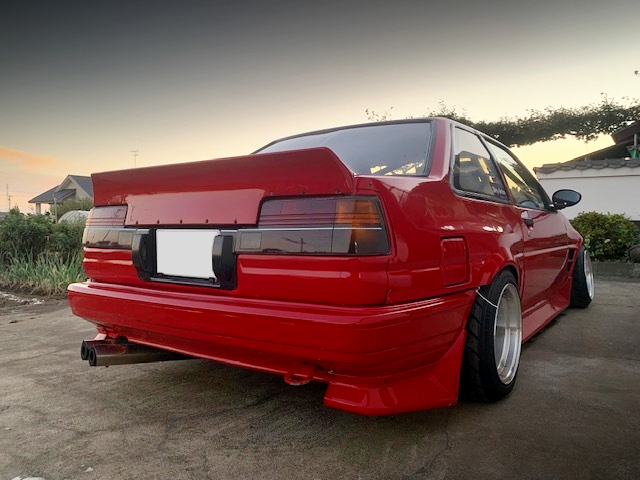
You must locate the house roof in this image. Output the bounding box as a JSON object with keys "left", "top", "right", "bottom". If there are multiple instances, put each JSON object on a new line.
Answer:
{"left": 28, "top": 175, "right": 93, "bottom": 204}
{"left": 70, "top": 175, "right": 93, "bottom": 197}
{"left": 28, "top": 187, "right": 76, "bottom": 204}
{"left": 611, "top": 121, "right": 640, "bottom": 144}
{"left": 535, "top": 157, "right": 640, "bottom": 174}
{"left": 535, "top": 120, "right": 640, "bottom": 175}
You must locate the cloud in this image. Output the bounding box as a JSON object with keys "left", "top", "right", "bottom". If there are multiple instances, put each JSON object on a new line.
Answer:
{"left": 0, "top": 145, "right": 62, "bottom": 169}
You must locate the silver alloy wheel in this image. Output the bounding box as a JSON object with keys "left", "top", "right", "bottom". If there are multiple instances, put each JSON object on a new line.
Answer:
{"left": 584, "top": 249, "right": 595, "bottom": 300}
{"left": 493, "top": 283, "right": 522, "bottom": 384}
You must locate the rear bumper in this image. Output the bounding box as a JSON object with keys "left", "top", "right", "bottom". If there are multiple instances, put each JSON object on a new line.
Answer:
{"left": 68, "top": 281, "right": 475, "bottom": 414}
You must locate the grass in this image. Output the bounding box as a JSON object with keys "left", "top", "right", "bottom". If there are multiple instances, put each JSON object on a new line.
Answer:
{"left": 0, "top": 251, "right": 85, "bottom": 296}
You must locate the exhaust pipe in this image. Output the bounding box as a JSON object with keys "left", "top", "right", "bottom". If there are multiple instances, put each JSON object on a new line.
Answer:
{"left": 81, "top": 339, "right": 191, "bottom": 367}
{"left": 81, "top": 339, "right": 111, "bottom": 361}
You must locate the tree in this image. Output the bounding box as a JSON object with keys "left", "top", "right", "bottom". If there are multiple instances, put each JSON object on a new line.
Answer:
{"left": 366, "top": 95, "right": 640, "bottom": 148}
{"left": 364, "top": 107, "right": 394, "bottom": 122}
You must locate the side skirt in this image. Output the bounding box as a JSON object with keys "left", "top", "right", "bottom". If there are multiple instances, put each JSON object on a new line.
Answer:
{"left": 521, "top": 276, "right": 572, "bottom": 342}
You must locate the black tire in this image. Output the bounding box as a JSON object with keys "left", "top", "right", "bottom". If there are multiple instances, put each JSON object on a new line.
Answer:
{"left": 460, "top": 270, "right": 522, "bottom": 402}
{"left": 570, "top": 246, "right": 594, "bottom": 309}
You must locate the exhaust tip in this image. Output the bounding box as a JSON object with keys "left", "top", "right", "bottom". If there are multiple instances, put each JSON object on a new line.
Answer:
{"left": 88, "top": 347, "right": 97, "bottom": 367}
{"left": 80, "top": 341, "right": 90, "bottom": 361}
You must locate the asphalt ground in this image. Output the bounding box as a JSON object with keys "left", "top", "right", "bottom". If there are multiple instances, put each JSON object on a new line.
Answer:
{"left": 0, "top": 280, "right": 638, "bottom": 480}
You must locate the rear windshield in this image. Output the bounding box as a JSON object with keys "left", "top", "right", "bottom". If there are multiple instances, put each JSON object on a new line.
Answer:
{"left": 256, "top": 122, "right": 432, "bottom": 176}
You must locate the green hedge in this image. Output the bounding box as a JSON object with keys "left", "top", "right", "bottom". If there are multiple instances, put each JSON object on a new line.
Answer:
{"left": 0, "top": 208, "right": 84, "bottom": 262}
{"left": 571, "top": 212, "right": 639, "bottom": 262}
{"left": 0, "top": 209, "right": 86, "bottom": 295}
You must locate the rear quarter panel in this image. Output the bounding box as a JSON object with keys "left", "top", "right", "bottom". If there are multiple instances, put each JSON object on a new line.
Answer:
{"left": 355, "top": 176, "right": 525, "bottom": 303}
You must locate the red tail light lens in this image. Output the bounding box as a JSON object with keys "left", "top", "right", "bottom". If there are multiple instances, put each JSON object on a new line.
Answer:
{"left": 83, "top": 206, "right": 133, "bottom": 249}
{"left": 238, "top": 196, "right": 390, "bottom": 255}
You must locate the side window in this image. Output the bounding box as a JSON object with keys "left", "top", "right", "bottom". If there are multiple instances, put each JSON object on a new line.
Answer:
{"left": 486, "top": 143, "right": 549, "bottom": 209}
{"left": 452, "top": 128, "right": 509, "bottom": 202}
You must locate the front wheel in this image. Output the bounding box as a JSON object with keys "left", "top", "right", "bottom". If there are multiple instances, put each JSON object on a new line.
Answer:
{"left": 570, "top": 246, "right": 594, "bottom": 309}
{"left": 460, "top": 271, "right": 522, "bottom": 402}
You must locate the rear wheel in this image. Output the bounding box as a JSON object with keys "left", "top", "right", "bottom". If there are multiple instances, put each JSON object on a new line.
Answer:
{"left": 460, "top": 271, "right": 522, "bottom": 402}
{"left": 570, "top": 246, "right": 594, "bottom": 308}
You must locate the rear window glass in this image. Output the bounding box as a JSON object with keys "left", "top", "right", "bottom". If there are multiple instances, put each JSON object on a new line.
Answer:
{"left": 257, "top": 122, "right": 432, "bottom": 176}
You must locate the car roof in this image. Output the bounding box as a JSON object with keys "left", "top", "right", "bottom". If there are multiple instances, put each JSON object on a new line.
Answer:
{"left": 255, "top": 118, "right": 435, "bottom": 153}
{"left": 255, "top": 117, "right": 508, "bottom": 154}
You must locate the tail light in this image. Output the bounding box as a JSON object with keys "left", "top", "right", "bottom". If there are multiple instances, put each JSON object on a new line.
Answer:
{"left": 83, "top": 206, "right": 133, "bottom": 249}
{"left": 236, "top": 196, "right": 390, "bottom": 255}
{"left": 83, "top": 197, "right": 390, "bottom": 257}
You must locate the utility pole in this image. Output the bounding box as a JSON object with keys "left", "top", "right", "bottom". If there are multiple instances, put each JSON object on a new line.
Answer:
{"left": 52, "top": 192, "right": 57, "bottom": 223}
{"left": 5, "top": 184, "right": 10, "bottom": 210}
{"left": 131, "top": 150, "right": 139, "bottom": 168}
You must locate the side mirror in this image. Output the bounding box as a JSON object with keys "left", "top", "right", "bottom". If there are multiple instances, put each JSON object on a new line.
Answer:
{"left": 552, "top": 189, "right": 581, "bottom": 210}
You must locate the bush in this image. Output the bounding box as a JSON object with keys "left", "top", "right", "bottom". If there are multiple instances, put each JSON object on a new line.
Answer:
{"left": 0, "top": 210, "right": 86, "bottom": 295}
{"left": 571, "top": 212, "right": 639, "bottom": 261}
{"left": 49, "top": 221, "right": 85, "bottom": 260}
{"left": 54, "top": 198, "right": 93, "bottom": 220}
{"left": 0, "top": 208, "right": 53, "bottom": 260}
{"left": 0, "top": 209, "right": 85, "bottom": 262}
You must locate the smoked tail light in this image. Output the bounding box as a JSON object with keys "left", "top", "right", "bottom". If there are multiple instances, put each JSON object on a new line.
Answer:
{"left": 236, "top": 196, "right": 390, "bottom": 255}
{"left": 82, "top": 197, "right": 391, "bottom": 257}
{"left": 83, "top": 205, "right": 133, "bottom": 249}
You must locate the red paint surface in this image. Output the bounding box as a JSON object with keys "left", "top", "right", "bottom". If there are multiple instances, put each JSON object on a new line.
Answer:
{"left": 70, "top": 118, "right": 582, "bottom": 415}
{"left": 440, "top": 238, "right": 469, "bottom": 286}
{"left": 92, "top": 148, "right": 354, "bottom": 220}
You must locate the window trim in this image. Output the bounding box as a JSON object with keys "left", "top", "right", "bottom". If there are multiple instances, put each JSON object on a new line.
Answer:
{"left": 448, "top": 125, "right": 512, "bottom": 205}
{"left": 481, "top": 137, "right": 553, "bottom": 211}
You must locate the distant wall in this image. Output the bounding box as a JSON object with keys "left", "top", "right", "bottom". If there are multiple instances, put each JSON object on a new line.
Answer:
{"left": 537, "top": 166, "right": 640, "bottom": 221}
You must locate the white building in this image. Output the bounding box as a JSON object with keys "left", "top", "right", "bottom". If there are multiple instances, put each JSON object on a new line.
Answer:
{"left": 535, "top": 122, "right": 640, "bottom": 222}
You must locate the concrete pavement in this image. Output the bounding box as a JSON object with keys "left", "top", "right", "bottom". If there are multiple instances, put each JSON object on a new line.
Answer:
{"left": 1, "top": 281, "right": 638, "bottom": 480}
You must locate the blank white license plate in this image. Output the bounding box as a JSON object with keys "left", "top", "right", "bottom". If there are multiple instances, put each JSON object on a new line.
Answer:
{"left": 156, "top": 229, "right": 219, "bottom": 280}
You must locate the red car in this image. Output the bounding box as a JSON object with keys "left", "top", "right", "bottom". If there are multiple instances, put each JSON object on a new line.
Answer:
{"left": 69, "top": 118, "right": 594, "bottom": 415}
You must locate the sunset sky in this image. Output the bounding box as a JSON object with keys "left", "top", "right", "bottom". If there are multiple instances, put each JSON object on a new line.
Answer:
{"left": 1, "top": 0, "right": 638, "bottom": 212}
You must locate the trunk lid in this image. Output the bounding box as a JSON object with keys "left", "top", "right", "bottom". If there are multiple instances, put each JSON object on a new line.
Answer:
{"left": 91, "top": 148, "right": 355, "bottom": 226}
